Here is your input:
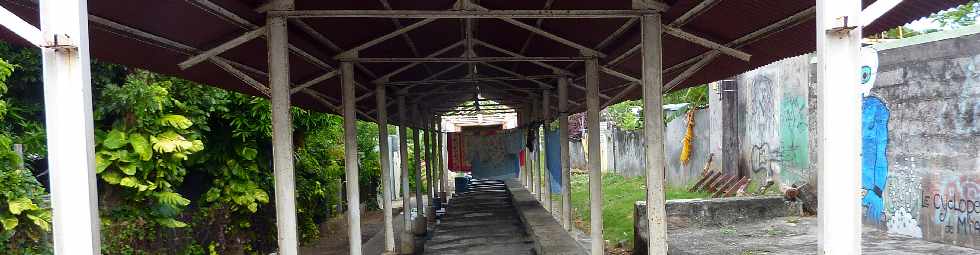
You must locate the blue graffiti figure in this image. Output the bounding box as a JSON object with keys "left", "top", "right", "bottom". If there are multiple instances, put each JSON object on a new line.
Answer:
{"left": 862, "top": 96, "right": 890, "bottom": 224}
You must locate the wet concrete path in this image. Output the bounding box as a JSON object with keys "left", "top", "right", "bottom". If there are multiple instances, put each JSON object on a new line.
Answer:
{"left": 422, "top": 180, "right": 535, "bottom": 255}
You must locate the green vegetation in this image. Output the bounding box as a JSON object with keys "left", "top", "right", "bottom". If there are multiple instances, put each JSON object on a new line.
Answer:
{"left": 568, "top": 173, "right": 709, "bottom": 249}
{"left": 0, "top": 42, "right": 432, "bottom": 254}
{"left": 605, "top": 84, "right": 709, "bottom": 131}
{"left": 931, "top": 0, "right": 979, "bottom": 29}
{"left": 0, "top": 58, "right": 52, "bottom": 253}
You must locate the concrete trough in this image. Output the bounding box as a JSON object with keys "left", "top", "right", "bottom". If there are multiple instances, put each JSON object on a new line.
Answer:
{"left": 634, "top": 196, "right": 797, "bottom": 253}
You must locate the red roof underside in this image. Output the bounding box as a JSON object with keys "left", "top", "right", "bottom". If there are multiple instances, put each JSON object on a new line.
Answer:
{"left": 0, "top": 0, "right": 967, "bottom": 124}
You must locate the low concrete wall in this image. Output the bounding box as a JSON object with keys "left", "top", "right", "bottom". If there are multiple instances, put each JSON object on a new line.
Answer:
{"left": 505, "top": 180, "right": 586, "bottom": 255}
{"left": 633, "top": 196, "right": 795, "bottom": 253}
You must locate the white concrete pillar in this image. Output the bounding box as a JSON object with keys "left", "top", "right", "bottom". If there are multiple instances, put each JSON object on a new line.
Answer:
{"left": 437, "top": 117, "right": 447, "bottom": 200}
{"left": 542, "top": 90, "right": 552, "bottom": 211}
{"left": 641, "top": 13, "right": 668, "bottom": 255}
{"left": 267, "top": 5, "right": 298, "bottom": 254}
{"left": 40, "top": 0, "right": 101, "bottom": 253}
{"left": 411, "top": 106, "right": 428, "bottom": 235}
{"left": 397, "top": 95, "right": 416, "bottom": 253}
{"left": 440, "top": 131, "right": 451, "bottom": 198}
{"left": 558, "top": 76, "right": 572, "bottom": 230}
{"left": 584, "top": 52, "right": 604, "bottom": 255}
{"left": 375, "top": 82, "right": 395, "bottom": 252}
{"left": 530, "top": 98, "right": 538, "bottom": 197}
{"left": 341, "top": 58, "right": 363, "bottom": 255}
{"left": 536, "top": 125, "right": 543, "bottom": 202}
{"left": 817, "top": 0, "right": 863, "bottom": 253}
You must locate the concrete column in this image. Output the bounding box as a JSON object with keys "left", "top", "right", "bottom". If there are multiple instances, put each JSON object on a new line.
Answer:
{"left": 341, "top": 58, "right": 362, "bottom": 255}
{"left": 530, "top": 97, "right": 538, "bottom": 197}
{"left": 423, "top": 114, "right": 435, "bottom": 220}
{"left": 267, "top": 6, "right": 298, "bottom": 255}
{"left": 816, "top": 0, "right": 863, "bottom": 253}
{"left": 440, "top": 131, "right": 451, "bottom": 198}
{"left": 516, "top": 107, "right": 523, "bottom": 184}
{"left": 396, "top": 95, "right": 416, "bottom": 253}
{"left": 537, "top": 125, "right": 544, "bottom": 202}
{"left": 542, "top": 90, "right": 552, "bottom": 211}
{"left": 641, "top": 13, "right": 668, "bottom": 255}
{"left": 437, "top": 118, "right": 447, "bottom": 201}
{"left": 375, "top": 82, "right": 395, "bottom": 252}
{"left": 720, "top": 79, "right": 740, "bottom": 177}
{"left": 411, "top": 106, "right": 428, "bottom": 235}
{"left": 40, "top": 0, "right": 101, "bottom": 252}
{"left": 558, "top": 77, "right": 572, "bottom": 230}
{"left": 584, "top": 51, "right": 604, "bottom": 255}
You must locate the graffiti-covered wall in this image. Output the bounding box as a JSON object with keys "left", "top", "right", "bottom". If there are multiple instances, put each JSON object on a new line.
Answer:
{"left": 731, "top": 28, "right": 980, "bottom": 248}
{"left": 866, "top": 30, "right": 980, "bottom": 247}
{"left": 734, "top": 54, "right": 817, "bottom": 189}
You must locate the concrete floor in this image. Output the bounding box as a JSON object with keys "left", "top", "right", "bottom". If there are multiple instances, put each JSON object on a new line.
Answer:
{"left": 422, "top": 180, "right": 535, "bottom": 255}
{"left": 667, "top": 217, "right": 980, "bottom": 255}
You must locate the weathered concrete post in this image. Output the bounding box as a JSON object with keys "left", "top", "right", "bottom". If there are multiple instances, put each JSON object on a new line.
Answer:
{"left": 816, "top": 0, "right": 863, "bottom": 253}
{"left": 267, "top": 2, "right": 298, "bottom": 254}
{"left": 436, "top": 116, "right": 447, "bottom": 201}
{"left": 396, "top": 94, "right": 416, "bottom": 253}
{"left": 411, "top": 106, "right": 428, "bottom": 235}
{"left": 558, "top": 76, "right": 572, "bottom": 230}
{"left": 584, "top": 50, "right": 604, "bottom": 255}
{"left": 375, "top": 81, "right": 395, "bottom": 253}
{"left": 340, "top": 55, "right": 363, "bottom": 255}
{"left": 424, "top": 114, "right": 436, "bottom": 221}
{"left": 641, "top": 12, "right": 668, "bottom": 255}
{"left": 518, "top": 106, "right": 526, "bottom": 186}
{"left": 530, "top": 97, "right": 539, "bottom": 198}
{"left": 542, "top": 89, "right": 552, "bottom": 211}
{"left": 41, "top": 0, "right": 102, "bottom": 252}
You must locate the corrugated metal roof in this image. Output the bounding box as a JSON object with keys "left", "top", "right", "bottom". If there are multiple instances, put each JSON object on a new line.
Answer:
{"left": 0, "top": 0, "right": 968, "bottom": 123}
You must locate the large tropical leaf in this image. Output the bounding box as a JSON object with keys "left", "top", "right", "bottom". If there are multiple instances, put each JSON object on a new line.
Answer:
{"left": 130, "top": 134, "right": 152, "bottom": 160}
{"left": 0, "top": 214, "right": 17, "bottom": 231}
{"left": 101, "top": 171, "right": 122, "bottom": 184}
{"left": 25, "top": 211, "right": 50, "bottom": 231}
{"left": 103, "top": 129, "right": 128, "bottom": 149}
{"left": 156, "top": 191, "right": 190, "bottom": 207}
{"left": 150, "top": 131, "right": 193, "bottom": 153}
{"left": 119, "top": 176, "right": 139, "bottom": 188}
{"left": 7, "top": 197, "right": 38, "bottom": 215}
{"left": 156, "top": 218, "right": 188, "bottom": 228}
{"left": 95, "top": 152, "right": 110, "bottom": 174}
{"left": 157, "top": 114, "right": 193, "bottom": 129}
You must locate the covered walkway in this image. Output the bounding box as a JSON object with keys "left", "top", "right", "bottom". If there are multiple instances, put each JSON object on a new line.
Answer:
{"left": 0, "top": 0, "right": 970, "bottom": 254}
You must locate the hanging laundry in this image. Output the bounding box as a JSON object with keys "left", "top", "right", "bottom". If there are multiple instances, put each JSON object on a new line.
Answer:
{"left": 464, "top": 128, "right": 525, "bottom": 180}
{"left": 447, "top": 132, "right": 471, "bottom": 172}
{"left": 545, "top": 128, "right": 562, "bottom": 193}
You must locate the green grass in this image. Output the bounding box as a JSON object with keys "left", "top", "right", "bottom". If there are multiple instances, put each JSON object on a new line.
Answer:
{"left": 568, "top": 173, "right": 710, "bottom": 249}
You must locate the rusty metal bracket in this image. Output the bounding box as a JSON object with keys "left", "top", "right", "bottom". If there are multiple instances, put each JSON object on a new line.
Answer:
{"left": 42, "top": 34, "right": 77, "bottom": 50}
{"left": 827, "top": 16, "right": 859, "bottom": 36}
